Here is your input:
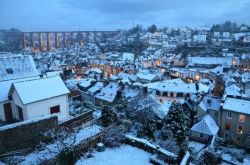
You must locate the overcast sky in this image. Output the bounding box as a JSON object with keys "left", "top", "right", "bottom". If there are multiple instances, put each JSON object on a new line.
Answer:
{"left": 0, "top": 0, "right": 249, "bottom": 31}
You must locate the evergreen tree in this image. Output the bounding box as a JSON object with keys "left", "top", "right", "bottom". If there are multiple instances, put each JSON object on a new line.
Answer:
{"left": 142, "top": 117, "right": 156, "bottom": 139}
{"left": 161, "top": 102, "right": 191, "bottom": 144}
{"left": 148, "top": 24, "right": 157, "bottom": 33}
{"left": 102, "top": 105, "right": 117, "bottom": 126}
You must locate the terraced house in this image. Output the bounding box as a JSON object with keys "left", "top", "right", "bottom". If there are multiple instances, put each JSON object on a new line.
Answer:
{"left": 220, "top": 97, "right": 250, "bottom": 145}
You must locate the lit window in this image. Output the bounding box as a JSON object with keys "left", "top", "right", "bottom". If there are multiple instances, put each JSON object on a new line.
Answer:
{"left": 50, "top": 105, "right": 60, "bottom": 114}
{"left": 227, "top": 112, "right": 232, "bottom": 119}
{"left": 225, "top": 122, "right": 231, "bottom": 130}
{"left": 237, "top": 125, "right": 243, "bottom": 134}
{"left": 239, "top": 114, "right": 245, "bottom": 122}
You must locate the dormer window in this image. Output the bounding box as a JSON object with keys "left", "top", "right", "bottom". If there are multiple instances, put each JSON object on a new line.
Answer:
{"left": 6, "top": 68, "right": 13, "bottom": 74}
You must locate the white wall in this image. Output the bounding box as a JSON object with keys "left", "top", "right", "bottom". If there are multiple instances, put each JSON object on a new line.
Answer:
{"left": 12, "top": 89, "right": 28, "bottom": 120}
{"left": 11, "top": 88, "right": 69, "bottom": 122}
{"left": 25, "top": 95, "right": 69, "bottom": 121}
{"left": 0, "top": 102, "right": 5, "bottom": 121}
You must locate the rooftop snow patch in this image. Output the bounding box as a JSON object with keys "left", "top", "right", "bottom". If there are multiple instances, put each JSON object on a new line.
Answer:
{"left": 0, "top": 76, "right": 39, "bottom": 102}
{"left": 123, "top": 52, "right": 134, "bottom": 61}
{"left": 95, "top": 82, "right": 119, "bottom": 102}
{"left": 146, "top": 79, "right": 209, "bottom": 94}
{"left": 79, "top": 78, "right": 95, "bottom": 88}
{"left": 11, "top": 76, "right": 69, "bottom": 104}
{"left": 0, "top": 55, "right": 39, "bottom": 81}
{"left": 88, "top": 82, "right": 104, "bottom": 94}
{"left": 187, "top": 56, "right": 232, "bottom": 66}
{"left": 191, "top": 114, "right": 219, "bottom": 136}
{"left": 223, "top": 97, "right": 250, "bottom": 114}
{"left": 85, "top": 68, "right": 103, "bottom": 74}
{"left": 137, "top": 72, "right": 159, "bottom": 82}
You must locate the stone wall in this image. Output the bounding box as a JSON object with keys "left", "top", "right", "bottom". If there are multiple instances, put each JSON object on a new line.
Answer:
{"left": 0, "top": 111, "right": 94, "bottom": 156}
{"left": 41, "top": 127, "right": 110, "bottom": 165}
{"left": 0, "top": 115, "right": 58, "bottom": 155}
{"left": 60, "top": 110, "right": 93, "bottom": 129}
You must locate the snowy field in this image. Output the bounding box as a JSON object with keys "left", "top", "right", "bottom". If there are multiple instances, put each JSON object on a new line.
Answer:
{"left": 76, "top": 145, "right": 153, "bottom": 165}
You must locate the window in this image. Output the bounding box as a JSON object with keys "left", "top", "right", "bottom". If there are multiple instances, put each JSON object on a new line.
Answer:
{"left": 215, "top": 112, "right": 218, "bottom": 117}
{"left": 225, "top": 122, "right": 231, "bottom": 130}
{"left": 227, "top": 112, "right": 232, "bottom": 119}
{"left": 50, "top": 105, "right": 60, "bottom": 114}
{"left": 237, "top": 125, "right": 243, "bottom": 134}
{"left": 6, "top": 68, "right": 14, "bottom": 74}
{"left": 17, "top": 105, "right": 23, "bottom": 120}
{"left": 239, "top": 114, "right": 245, "bottom": 122}
{"left": 236, "top": 136, "right": 241, "bottom": 143}
{"left": 200, "top": 133, "right": 204, "bottom": 138}
{"left": 224, "top": 133, "right": 229, "bottom": 139}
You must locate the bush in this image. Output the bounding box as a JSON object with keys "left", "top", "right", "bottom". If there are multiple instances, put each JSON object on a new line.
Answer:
{"left": 103, "top": 126, "right": 125, "bottom": 147}
{"left": 199, "top": 149, "right": 221, "bottom": 165}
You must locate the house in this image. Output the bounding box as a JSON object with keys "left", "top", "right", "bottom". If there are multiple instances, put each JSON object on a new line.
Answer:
{"left": 132, "top": 94, "right": 171, "bottom": 121}
{"left": 137, "top": 71, "right": 161, "bottom": 83}
{"left": 80, "top": 81, "right": 104, "bottom": 105}
{"left": 0, "top": 55, "right": 39, "bottom": 122}
{"left": 146, "top": 78, "right": 209, "bottom": 99}
{"left": 95, "top": 82, "right": 120, "bottom": 107}
{"left": 187, "top": 56, "right": 233, "bottom": 68}
{"left": 193, "top": 34, "right": 207, "bottom": 43}
{"left": 9, "top": 76, "right": 70, "bottom": 122}
{"left": 191, "top": 114, "right": 219, "bottom": 143}
{"left": 220, "top": 97, "right": 250, "bottom": 146}
{"left": 0, "top": 55, "right": 39, "bottom": 82}
{"left": 196, "top": 96, "right": 221, "bottom": 124}
{"left": 123, "top": 52, "right": 134, "bottom": 62}
{"left": 85, "top": 68, "right": 103, "bottom": 80}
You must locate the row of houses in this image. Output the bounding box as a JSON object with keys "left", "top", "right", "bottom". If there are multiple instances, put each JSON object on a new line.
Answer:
{"left": 190, "top": 94, "right": 250, "bottom": 146}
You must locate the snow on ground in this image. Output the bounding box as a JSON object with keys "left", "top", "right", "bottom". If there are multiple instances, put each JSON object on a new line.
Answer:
{"left": 19, "top": 125, "right": 102, "bottom": 165}
{"left": 75, "top": 145, "right": 152, "bottom": 165}
{"left": 218, "top": 146, "right": 250, "bottom": 165}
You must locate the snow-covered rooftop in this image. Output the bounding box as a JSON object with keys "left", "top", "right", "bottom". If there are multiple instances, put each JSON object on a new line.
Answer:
{"left": 191, "top": 114, "right": 219, "bottom": 136}
{"left": 200, "top": 96, "right": 221, "bottom": 111}
{"left": 187, "top": 56, "right": 232, "bottom": 66}
{"left": 85, "top": 68, "right": 103, "bottom": 74}
{"left": 122, "top": 86, "right": 140, "bottom": 101}
{"left": 0, "top": 76, "right": 39, "bottom": 102}
{"left": 88, "top": 82, "right": 104, "bottom": 94}
{"left": 0, "top": 55, "right": 39, "bottom": 81}
{"left": 123, "top": 52, "right": 134, "bottom": 61}
{"left": 223, "top": 97, "right": 250, "bottom": 114}
{"left": 95, "top": 82, "right": 120, "bottom": 102}
{"left": 79, "top": 78, "right": 95, "bottom": 88}
{"left": 225, "top": 84, "right": 241, "bottom": 96}
{"left": 137, "top": 72, "right": 159, "bottom": 81}
{"left": 146, "top": 78, "right": 209, "bottom": 94}
{"left": 11, "top": 76, "right": 69, "bottom": 104}
{"left": 118, "top": 72, "right": 137, "bottom": 82}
